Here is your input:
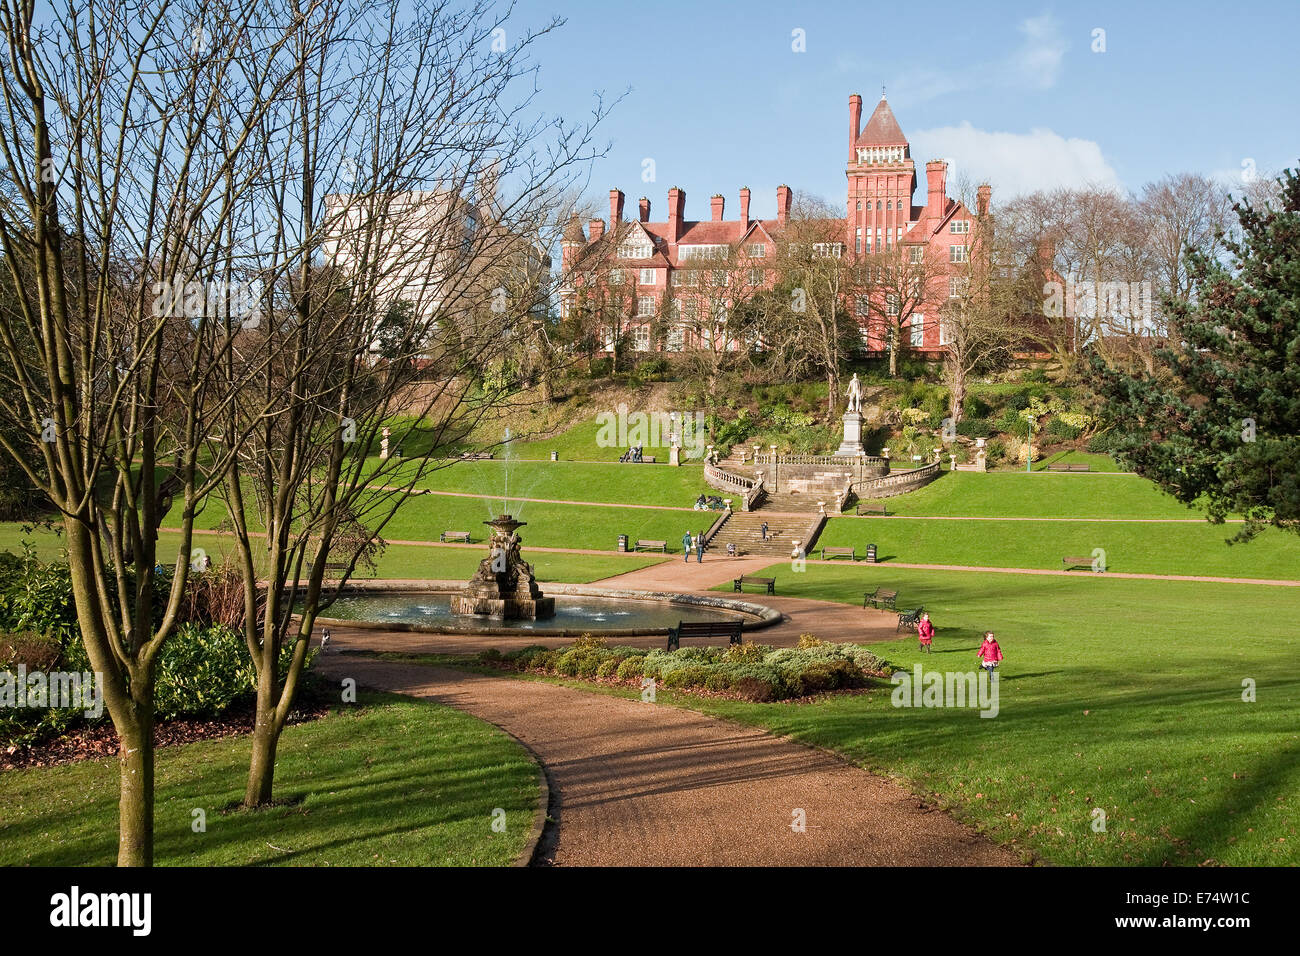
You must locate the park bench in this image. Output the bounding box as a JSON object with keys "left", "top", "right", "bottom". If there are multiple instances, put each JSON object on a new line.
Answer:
{"left": 459, "top": 451, "right": 494, "bottom": 460}
{"left": 821, "top": 546, "right": 856, "bottom": 561}
{"left": 856, "top": 501, "right": 889, "bottom": 516}
{"left": 1048, "top": 462, "right": 1090, "bottom": 472}
{"left": 635, "top": 539, "right": 667, "bottom": 553}
{"left": 440, "top": 531, "right": 472, "bottom": 543}
{"left": 1063, "top": 555, "right": 1102, "bottom": 572}
{"left": 863, "top": 588, "right": 898, "bottom": 611}
{"left": 667, "top": 619, "right": 743, "bottom": 652}
{"left": 733, "top": 575, "right": 776, "bottom": 595}
{"left": 896, "top": 606, "right": 925, "bottom": 632}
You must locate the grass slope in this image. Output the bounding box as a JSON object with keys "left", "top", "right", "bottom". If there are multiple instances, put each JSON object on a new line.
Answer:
{"left": 0, "top": 693, "right": 539, "bottom": 866}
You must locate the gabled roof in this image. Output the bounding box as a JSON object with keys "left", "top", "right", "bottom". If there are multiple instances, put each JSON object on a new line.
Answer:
{"left": 856, "top": 96, "right": 907, "bottom": 147}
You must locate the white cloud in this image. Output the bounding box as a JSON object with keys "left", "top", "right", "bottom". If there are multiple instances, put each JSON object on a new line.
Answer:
{"left": 1004, "top": 14, "right": 1068, "bottom": 90}
{"left": 910, "top": 122, "right": 1122, "bottom": 196}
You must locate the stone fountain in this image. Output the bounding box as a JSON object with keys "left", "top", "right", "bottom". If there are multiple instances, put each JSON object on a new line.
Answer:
{"left": 450, "top": 514, "right": 555, "bottom": 620}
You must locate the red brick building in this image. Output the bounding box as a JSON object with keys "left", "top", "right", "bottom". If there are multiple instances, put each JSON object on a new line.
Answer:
{"left": 560, "top": 94, "right": 983, "bottom": 357}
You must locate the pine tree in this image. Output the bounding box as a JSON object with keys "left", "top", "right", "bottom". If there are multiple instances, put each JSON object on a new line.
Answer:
{"left": 1091, "top": 167, "right": 1300, "bottom": 540}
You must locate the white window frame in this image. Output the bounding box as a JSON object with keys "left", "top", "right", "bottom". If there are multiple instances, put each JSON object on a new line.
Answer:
{"left": 747, "top": 243, "right": 765, "bottom": 258}
{"left": 950, "top": 244, "right": 969, "bottom": 263}
{"left": 636, "top": 295, "right": 655, "bottom": 317}
{"left": 665, "top": 325, "right": 684, "bottom": 352}
{"left": 950, "top": 220, "right": 970, "bottom": 234}
{"left": 639, "top": 268, "right": 656, "bottom": 286}
{"left": 633, "top": 325, "right": 651, "bottom": 351}
{"left": 910, "top": 314, "right": 925, "bottom": 348}
{"left": 909, "top": 245, "right": 923, "bottom": 264}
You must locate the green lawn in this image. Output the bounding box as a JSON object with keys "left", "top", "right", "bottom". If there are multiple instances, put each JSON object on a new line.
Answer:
{"left": 380, "top": 458, "right": 711, "bottom": 507}
{"left": 855, "top": 471, "right": 1207, "bottom": 519}
{"left": 682, "top": 563, "right": 1300, "bottom": 865}
{"left": 0, "top": 692, "right": 539, "bottom": 866}
{"left": 0, "top": 524, "right": 665, "bottom": 583}
{"left": 815, "top": 516, "right": 1299, "bottom": 579}
{"left": 1032, "top": 450, "right": 1126, "bottom": 473}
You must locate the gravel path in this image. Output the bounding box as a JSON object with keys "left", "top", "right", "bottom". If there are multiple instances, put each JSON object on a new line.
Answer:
{"left": 318, "top": 654, "right": 1020, "bottom": 867}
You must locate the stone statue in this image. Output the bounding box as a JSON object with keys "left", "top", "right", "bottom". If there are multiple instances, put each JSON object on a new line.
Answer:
{"left": 846, "top": 373, "right": 863, "bottom": 414}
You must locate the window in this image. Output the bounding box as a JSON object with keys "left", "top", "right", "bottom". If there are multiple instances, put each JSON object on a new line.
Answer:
{"left": 637, "top": 295, "right": 655, "bottom": 317}
{"left": 620, "top": 242, "right": 652, "bottom": 258}
{"left": 710, "top": 270, "right": 727, "bottom": 287}
{"left": 672, "top": 269, "right": 699, "bottom": 287}
{"left": 939, "top": 319, "right": 951, "bottom": 346}
{"left": 886, "top": 294, "right": 900, "bottom": 316}
{"left": 639, "top": 268, "right": 656, "bottom": 286}
{"left": 950, "top": 220, "right": 970, "bottom": 234}
{"left": 609, "top": 269, "right": 624, "bottom": 285}
{"left": 811, "top": 243, "right": 842, "bottom": 258}
{"left": 633, "top": 326, "right": 651, "bottom": 351}
{"left": 950, "top": 244, "right": 968, "bottom": 263}
{"left": 910, "top": 315, "right": 925, "bottom": 348}
{"left": 749, "top": 268, "right": 765, "bottom": 286}
{"left": 865, "top": 201, "right": 873, "bottom": 211}
{"left": 665, "top": 325, "right": 684, "bottom": 352}
{"left": 855, "top": 295, "right": 869, "bottom": 317}
{"left": 866, "top": 235, "right": 872, "bottom": 253}
{"left": 855, "top": 201, "right": 862, "bottom": 211}
{"left": 886, "top": 201, "right": 893, "bottom": 210}
{"left": 748, "top": 243, "right": 765, "bottom": 258}
{"left": 949, "top": 276, "right": 967, "bottom": 298}
{"left": 680, "top": 244, "right": 727, "bottom": 260}
{"left": 855, "top": 227, "right": 862, "bottom": 253}
{"left": 909, "top": 245, "right": 923, "bottom": 264}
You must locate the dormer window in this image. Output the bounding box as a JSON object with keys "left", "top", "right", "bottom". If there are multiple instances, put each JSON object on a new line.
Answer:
{"left": 619, "top": 242, "right": 653, "bottom": 259}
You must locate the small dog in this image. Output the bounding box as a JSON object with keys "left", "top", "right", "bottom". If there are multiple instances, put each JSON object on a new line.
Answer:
{"left": 320, "top": 630, "right": 331, "bottom": 653}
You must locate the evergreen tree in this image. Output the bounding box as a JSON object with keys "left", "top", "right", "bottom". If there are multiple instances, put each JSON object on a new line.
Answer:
{"left": 1091, "top": 168, "right": 1299, "bottom": 540}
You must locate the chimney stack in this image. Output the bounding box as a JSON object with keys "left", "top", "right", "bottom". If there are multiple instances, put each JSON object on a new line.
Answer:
{"left": 849, "top": 94, "right": 862, "bottom": 161}
{"left": 710, "top": 195, "right": 725, "bottom": 221}
{"left": 667, "top": 187, "right": 686, "bottom": 242}
{"left": 739, "top": 187, "right": 751, "bottom": 224}
{"left": 588, "top": 218, "right": 605, "bottom": 242}
{"left": 638, "top": 197, "right": 650, "bottom": 222}
{"left": 977, "top": 183, "right": 991, "bottom": 218}
{"left": 609, "top": 189, "right": 625, "bottom": 228}
{"left": 776, "top": 184, "right": 791, "bottom": 225}
{"left": 925, "top": 161, "right": 947, "bottom": 218}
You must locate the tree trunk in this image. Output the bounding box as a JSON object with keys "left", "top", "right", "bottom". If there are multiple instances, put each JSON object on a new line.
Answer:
{"left": 116, "top": 707, "right": 154, "bottom": 867}
{"left": 888, "top": 327, "right": 899, "bottom": 376}
{"left": 244, "top": 714, "right": 280, "bottom": 807}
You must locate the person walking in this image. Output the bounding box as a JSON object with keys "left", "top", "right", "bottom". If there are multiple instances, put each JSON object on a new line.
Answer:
{"left": 695, "top": 530, "right": 705, "bottom": 563}
{"left": 917, "top": 612, "right": 934, "bottom": 653}
{"left": 681, "top": 531, "right": 693, "bottom": 562}
{"left": 760, "top": 521, "right": 769, "bottom": 541}
{"left": 976, "top": 631, "right": 1002, "bottom": 677}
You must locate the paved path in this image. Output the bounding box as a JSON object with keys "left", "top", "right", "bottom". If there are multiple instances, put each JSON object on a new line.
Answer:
{"left": 318, "top": 654, "right": 1020, "bottom": 866}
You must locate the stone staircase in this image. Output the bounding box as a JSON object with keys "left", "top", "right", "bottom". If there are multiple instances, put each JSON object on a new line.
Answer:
{"left": 706, "top": 512, "right": 808, "bottom": 559}
{"left": 757, "top": 490, "right": 830, "bottom": 514}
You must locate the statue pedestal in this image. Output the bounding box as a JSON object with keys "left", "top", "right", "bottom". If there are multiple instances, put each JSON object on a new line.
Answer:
{"left": 669, "top": 444, "right": 681, "bottom": 466}
{"left": 835, "top": 411, "right": 865, "bottom": 457}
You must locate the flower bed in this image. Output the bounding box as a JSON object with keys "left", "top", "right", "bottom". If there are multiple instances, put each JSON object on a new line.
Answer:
{"left": 479, "top": 634, "right": 894, "bottom": 702}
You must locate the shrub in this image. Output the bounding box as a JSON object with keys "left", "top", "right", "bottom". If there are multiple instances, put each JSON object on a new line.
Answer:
{"left": 662, "top": 665, "right": 711, "bottom": 689}
{"left": 1087, "top": 430, "right": 1120, "bottom": 454}
{"left": 505, "top": 644, "right": 549, "bottom": 665}
{"left": 722, "top": 642, "right": 769, "bottom": 662}
{"left": 479, "top": 648, "right": 503, "bottom": 663}
{"left": 588, "top": 357, "right": 613, "bottom": 378}
{"left": 1045, "top": 418, "right": 1081, "bottom": 440}
{"left": 796, "top": 659, "right": 864, "bottom": 695}
{"left": 797, "top": 633, "right": 827, "bottom": 649}
{"left": 963, "top": 395, "right": 991, "bottom": 419}
{"left": 733, "top": 676, "right": 780, "bottom": 702}
{"left": 556, "top": 646, "right": 606, "bottom": 678}
{"left": 703, "top": 672, "right": 733, "bottom": 692}
{"left": 595, "top": 657, "right": 621, "bottom": 679}
{"left": 956, "top": 418, "right": 993, "bottom": 439}
{"left": 615, "top": 655, "right": 646, "bottom": 680}
{"left": 984, "top": 438, "right": 1007, "bottom": 465}
{"left": 153, "top": 623, "right": 275, "bottom": 720}
{"left": 0, "top": 631, "right": 61, "bottom": 669}
{"left": 571, "top": 634, "right": 607, "bottom": 651}
{"left": 530, "top": 649, "right": 561, "bottom": 672}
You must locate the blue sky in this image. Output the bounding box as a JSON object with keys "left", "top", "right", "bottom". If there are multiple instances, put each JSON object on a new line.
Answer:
{"left": 522, "top": 0, "right": 1299, "bottom": 218}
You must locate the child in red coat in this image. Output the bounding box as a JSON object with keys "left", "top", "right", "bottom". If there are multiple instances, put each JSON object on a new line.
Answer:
{"left": 977, "top": 631, "right": 1003, "bottom": 677}
{"left": 916, "top": 612, "right": 935, "bottom": 653}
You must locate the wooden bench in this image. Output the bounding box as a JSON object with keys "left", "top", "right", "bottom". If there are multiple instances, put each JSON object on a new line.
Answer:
{"left": 821, "top": 547, "right": 856, "bottom": 561}
{"left": 440, "top": 531, "right": 471, "bottom": 543}
{"left": 856, "top": 501, "right": 889, "bottom": 516}
{"left": 667, "top": 619, "right": 743, "bottom": 652}
{"left": 733, "top": 575, "right": 775, "bottom": 595}
{"left": 1063, "top": 555, "right": 1101, "bottom": 572}
{"left": 863, "top": 588, "right": 898, "bottom": 611}
{"left": 459, "top": 451, "right": 494, "bottom": 460}
{"left": 896, "top": 606, "right": 925, "bottom": 632}
{"left": 1048, "top": 462, "right": 1090, "bottom": 472}
{"left": 635, "top": 539, "right": 667, "bottom": 553}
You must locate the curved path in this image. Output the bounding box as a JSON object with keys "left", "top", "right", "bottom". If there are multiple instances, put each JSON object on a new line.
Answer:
{"left": 318, "top": 653, "right": 1020, "bottom": 867}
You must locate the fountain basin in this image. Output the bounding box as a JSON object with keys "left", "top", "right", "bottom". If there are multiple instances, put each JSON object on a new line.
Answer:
{"left": 308, "top": 582, "right": 781, "bottom": 637}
